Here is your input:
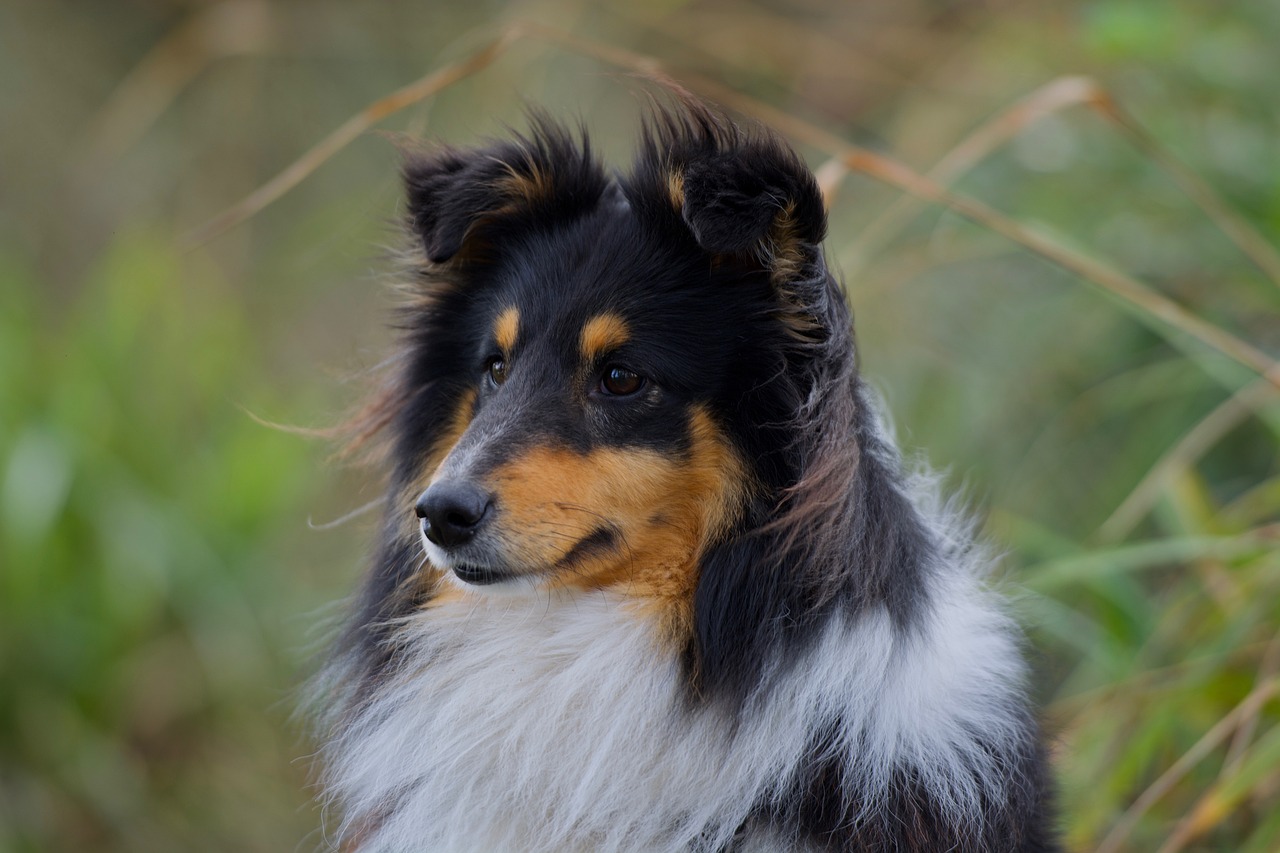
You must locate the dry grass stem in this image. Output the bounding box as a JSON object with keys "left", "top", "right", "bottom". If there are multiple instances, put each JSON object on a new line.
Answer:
{"left": 1099, "top": 377, "right": 1280, "bottom": 542}
{"left": 180, "top": 26, "right": 524, "bottom": 249}
{"left": 833, "top": 150, "right": 1280, "bottom": 389}
{"left": 1222, "top": 629, "right": 1280, "bottom": 777}
{"left": 1094, "top": 678, "right": 1280, "bottom": 853}
{"left": 846, "top": 76, "right": 1102, "bottom": 272}
{"left": 80, "top": 0, "right": 274, "bottom": 171}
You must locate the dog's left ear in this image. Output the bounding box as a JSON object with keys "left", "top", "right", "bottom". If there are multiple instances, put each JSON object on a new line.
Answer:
{"left": 677, "top": 143, "right": 826, "bottom": 284}
{"left": 637, "top": 100, "right": 827, "bottom": 286}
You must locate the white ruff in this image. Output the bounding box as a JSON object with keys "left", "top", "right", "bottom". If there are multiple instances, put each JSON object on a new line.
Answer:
{"left": 323, "top": 539, "right": 1027, "bottom": 852}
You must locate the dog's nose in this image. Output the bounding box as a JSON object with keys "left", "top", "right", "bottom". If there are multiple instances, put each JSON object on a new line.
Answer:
{"left": 415, "top": 481, "right": 493, "bottom": 548}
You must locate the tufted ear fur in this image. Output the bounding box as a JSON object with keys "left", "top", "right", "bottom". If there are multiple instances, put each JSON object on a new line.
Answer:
{"left": 679, "top": 145, "right": 826, "bottom": 285}
{"left": 404, "top": 115, "right": 607, "bottom": 265}
{"left": 633, "top": 98, "right": 827, "bottom": 286}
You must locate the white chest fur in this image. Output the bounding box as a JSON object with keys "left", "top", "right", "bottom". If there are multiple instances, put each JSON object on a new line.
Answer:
{"left": 324, "top": 564, "right": 1025, "bottom": 853}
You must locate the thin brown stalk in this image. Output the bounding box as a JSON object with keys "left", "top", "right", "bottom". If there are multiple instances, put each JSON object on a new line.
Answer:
{"left": 1094, "top": 678, "right": 1280, "bottom": 853}
{"left": 1157, "top": 693, "right": 1280, "bottom": 853}
{"left": 519, "top": 22, "right": 869, "bottom": 157}
{"left": 835, "top": 150, "right": 1280, "bottom": 389}
{"left": 1222, "top": 629, "right": 1280, "bottom": 777}
{"left": 845, "top": 76, "right": 1100, "bottom": 272}
{"left": 1099, "top": 377, "right": 1280, "bottom": 542}
{"left": 180, "top": 26, "right": 523, "bottom": 249}
{"left": 611, "top": 0, "right": 969, "bottom": 93}
{"left": 1159, "top": 637, "right": 1280, "bottom": 852}
{"left": 80, "top": 0, "right": 273, "bottom": 171}
{"left": 813, "top": 157, "right": 849, "bottom": 206}
{"left": 840, "top": 76, "right": 1280, "bottom": 292}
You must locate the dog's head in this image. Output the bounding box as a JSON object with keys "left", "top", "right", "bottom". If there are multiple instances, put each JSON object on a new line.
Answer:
{"left": 359, "top": 99, "right": 869, "bottom": 684}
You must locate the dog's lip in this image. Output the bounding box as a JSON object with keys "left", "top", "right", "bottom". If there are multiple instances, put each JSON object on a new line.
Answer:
{"left": 451, "top": 563, "right": 516, "bottom": 586}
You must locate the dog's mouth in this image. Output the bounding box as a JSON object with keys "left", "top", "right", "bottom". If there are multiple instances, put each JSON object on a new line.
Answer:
{"left": 419, "top": 528, "right": 517, "bottom": 587}
{"left": 450, "top": 563, "right": 516, "bottom": 586}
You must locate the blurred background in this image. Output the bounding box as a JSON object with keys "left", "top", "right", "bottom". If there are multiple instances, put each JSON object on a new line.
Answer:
{"left": 2, "top": 0, "right": 1278, "bottom": 850}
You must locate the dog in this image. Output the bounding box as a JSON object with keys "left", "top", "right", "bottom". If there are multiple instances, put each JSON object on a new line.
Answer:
{"left": 318, "top": 97, "right": 1058, "bottom": 852}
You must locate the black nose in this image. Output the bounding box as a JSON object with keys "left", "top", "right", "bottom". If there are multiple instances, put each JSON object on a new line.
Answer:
{"left": 415, "top": 481, "right": 493, "bottom": 549}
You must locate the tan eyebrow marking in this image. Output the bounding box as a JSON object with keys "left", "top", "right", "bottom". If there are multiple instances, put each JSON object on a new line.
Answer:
{"left": 494, "top": 306, "right": 519, "bottom": 353}
{"left": 580, "top": 313, "right": 631, "bottom": 361}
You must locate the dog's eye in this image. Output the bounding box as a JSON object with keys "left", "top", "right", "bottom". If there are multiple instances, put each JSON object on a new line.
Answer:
{"left": 600, "top": 366, "right": 645, "bottom": 397}
{"left": 486, "top": 356, "right": 509, "bottom": 386}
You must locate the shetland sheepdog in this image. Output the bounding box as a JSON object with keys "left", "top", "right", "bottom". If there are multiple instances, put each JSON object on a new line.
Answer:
{"left": 319, "top": 97, "right": 1058, "bottom": 852}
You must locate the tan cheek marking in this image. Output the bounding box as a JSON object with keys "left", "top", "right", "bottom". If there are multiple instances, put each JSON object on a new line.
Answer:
{"left": 580, "top": 313, "right": 631, "bottom": 362}
{"left": 493, "top": 306, "right": 519, "bottom": 354}
{"left": 484, "top": 407, "right": 748, "bottom": 644}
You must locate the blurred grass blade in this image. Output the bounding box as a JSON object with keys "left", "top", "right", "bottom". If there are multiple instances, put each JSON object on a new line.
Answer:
{"left": 519, "top": 23, "right": 876, "bottom": 159}
{"left": 1100, "top": 377, "right": 1280, "bottom": 542}
{"left": 1157, "top": 720, "right": 1280, "bottom": 853}
{"left": 1222, "top": 630, "right": 1280, "bottom": 778}
{"left": 1024, "top": 526, "right": 1279, "bottom": 592}
{"left": 181, "top": 26, "right": 523, "bottom": 248}
{"left": 1095, "top": 678, "right": 1280, "bottom": 853}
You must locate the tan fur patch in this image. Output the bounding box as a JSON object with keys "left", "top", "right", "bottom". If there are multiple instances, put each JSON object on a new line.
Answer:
{"left": 493, "top": 306, "right": 519, "bottom": 354}
{"left": 667, "top": 170, "right": 685, "bottom": 211}
{"left": 498, "top": 163, "right": 551, "bottom": 206}
{"left": 423, "top": 583, "right": 467, "bottom": 609}
{"left": 766, "top": 201, "right": 805, "bottom": 284}
{"left": 480, "top": 407, "right": 747, "bottom": 644}
{"left": 579, "top": 313, "right": 631, "bottom": 362}
{"left": 766, "top": 202, "right": 822, "bottom": 340}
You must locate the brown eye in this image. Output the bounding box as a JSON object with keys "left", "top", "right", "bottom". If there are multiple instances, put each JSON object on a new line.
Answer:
{"left": 600, "top": 366, "right": 644, "bottom": 397}
{"left": 487, "top": 356, "right": 508, "bottom": 386}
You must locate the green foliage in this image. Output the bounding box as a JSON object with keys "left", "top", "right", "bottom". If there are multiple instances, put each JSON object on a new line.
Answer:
{"left": 0, "top": 235, "right": 330, "bottom": 850}
{"left": 2, "top": 0, "right": 1277, "bottom": 851}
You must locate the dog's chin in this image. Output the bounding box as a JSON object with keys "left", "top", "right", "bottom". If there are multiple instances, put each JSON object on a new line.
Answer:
{"left": 441, "top": 563, "right": 542, "bottom": 598}
{"left": 422, "top": 537, "right": 540, "bottom": 595}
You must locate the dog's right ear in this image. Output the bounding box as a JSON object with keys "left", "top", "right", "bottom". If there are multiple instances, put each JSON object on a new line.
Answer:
{"left": 404, "top": 117, "right": 606, "bottom": 265}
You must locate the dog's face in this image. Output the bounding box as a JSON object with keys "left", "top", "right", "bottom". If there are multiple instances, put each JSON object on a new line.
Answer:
{"left": 415, "top": 216, "right": 749, "bottom": 604}
{"left": 387, "top": 105, "right": 830, "bottom": 633}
